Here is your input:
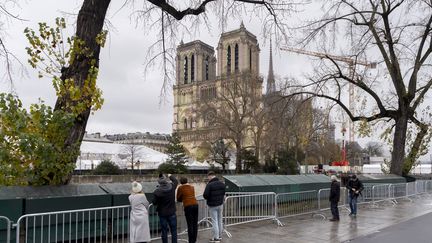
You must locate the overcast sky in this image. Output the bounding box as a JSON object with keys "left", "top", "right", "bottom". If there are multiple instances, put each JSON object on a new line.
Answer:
{"left": 0, "top": 0, "right": 313, "bottom": 135}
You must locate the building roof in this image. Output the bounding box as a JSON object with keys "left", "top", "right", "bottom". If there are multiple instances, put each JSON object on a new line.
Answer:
{"left": 105, "top": 132, "right": 170, "bottom": 142}
{"left": 78, "top": 141, "right": 168, "bottom": 169}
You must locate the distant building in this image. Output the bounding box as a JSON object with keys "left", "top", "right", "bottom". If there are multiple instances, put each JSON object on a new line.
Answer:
{"left": 83, "top": 132, "right": 114, "bottom": 143}
{"left": 172, "top": 22, "right": 262, "bottom": 158}
{"left": 104, "top": 132, "right": 170, "bottom": 153}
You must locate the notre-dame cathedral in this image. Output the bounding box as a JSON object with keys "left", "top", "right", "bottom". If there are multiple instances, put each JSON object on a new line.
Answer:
{"left": 172, "top": 23, "right": 268, "bottom": 160}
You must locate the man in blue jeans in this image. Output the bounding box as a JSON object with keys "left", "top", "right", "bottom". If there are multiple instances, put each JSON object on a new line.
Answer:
{"left": 203, "top": 171, "right": 226, "bottom": 243}
{"left": 346, "top": 174, "right": 363, "bottom": 217}
{"left": 153, "top": 174, "right": 178, "bottom": 243}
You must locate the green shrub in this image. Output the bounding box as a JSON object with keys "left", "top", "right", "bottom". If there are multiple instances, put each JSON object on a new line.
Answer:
{"left": 158, "top": 162, "right": 187, "bottom": 174}
{"left": 92, "top": 160, "right": 121, "bottom": 175}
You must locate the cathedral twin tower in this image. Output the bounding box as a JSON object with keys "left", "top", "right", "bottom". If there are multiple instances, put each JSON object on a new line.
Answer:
{"left": 173, "top": 23, "right": 264, "bottom": 158}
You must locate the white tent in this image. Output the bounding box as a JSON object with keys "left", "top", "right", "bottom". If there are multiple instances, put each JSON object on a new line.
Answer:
{"left": 77, "top": 141, "right": 168, "bottom": 170}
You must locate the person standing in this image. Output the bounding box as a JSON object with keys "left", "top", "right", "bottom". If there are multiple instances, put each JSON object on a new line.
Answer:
{"left": 346, "top": 174, "right": 364, "bottom": 217}
{"left": 329, "top": 175, "right": 340, "bottom": 221}
{"left": 129, "top": 181, "right": 151, "bottom": 243}
{"left": 203, "top": 171, "right": 226, "bottom": 243}
{"left": 177, "top": 177, "right": 199, "bottom": 243}
{"left": 152, "top": 174, "right": 178, "bottom": 243}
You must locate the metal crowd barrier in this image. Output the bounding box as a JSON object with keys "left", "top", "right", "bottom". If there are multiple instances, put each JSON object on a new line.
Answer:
{"left": 406, "top": 182, "right": 417, "bottom": 197}
{"left": 372, "top": 184, "right": 396, "bottom": 206}
{"left": 275, "top": 190, "right": 318, "bottom": 221}
{"left": 427, "top": 181, "right": 432, "bottom": 193}
{"left": 224, "top": 192, "right": 277, "bottom": 227}
{"left": 389, "top": 183, "right": 409, "bottom": 203}
{"left": 15, "top": 205, "right": 130, "bottom": 243}
{"left": 0, "top": 216, "right": 12, "bottom": 243}
{"left": 416, "top": 180, "right": 427, "bottom": 194}
{"left": 356, "top": 185, "right": 374, "bottom": 205}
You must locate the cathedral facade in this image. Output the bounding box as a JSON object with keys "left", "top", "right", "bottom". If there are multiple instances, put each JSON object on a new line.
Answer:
{"left": 172, "top": 23, "right": 263, "bottom": 159}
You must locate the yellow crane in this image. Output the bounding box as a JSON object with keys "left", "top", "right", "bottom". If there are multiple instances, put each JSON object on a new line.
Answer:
{"left": 280, "top": 47, "right": 377, "bottom": 142}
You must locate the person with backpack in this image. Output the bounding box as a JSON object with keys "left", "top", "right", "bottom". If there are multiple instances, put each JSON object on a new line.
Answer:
{"left": 152, "top": 174, "right": 178, "bottom": 243}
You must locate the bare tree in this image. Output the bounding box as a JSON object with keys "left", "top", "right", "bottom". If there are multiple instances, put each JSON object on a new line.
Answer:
{"left": 364, "top": 141, "right": 384, "bottom": 157}
{"left": 263, "top": 91, "right": 330, "bottom": 164}
{"left": 0, "top": 0, "right": 25, "bottom": 85}
{"left": 121, "top": 143, "right": 143, "bottom": 172}
{"left": 286, "top": 1, "right": 432, "bottom": 175}
{"left": 210, "top": 138, "right": 231, "bottom": 172}
{"left": 201, "top": 74, "right": 261, "bottom": 173}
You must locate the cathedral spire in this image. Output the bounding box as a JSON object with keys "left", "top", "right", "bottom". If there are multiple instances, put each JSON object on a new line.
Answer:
{"left": 266, "top": 39, "right": 276, "bottom": 94}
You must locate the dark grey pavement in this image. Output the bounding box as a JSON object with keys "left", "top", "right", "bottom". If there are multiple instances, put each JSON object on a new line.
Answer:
{"left": 347, "top": 211, "right": 432, "bottom": 243}
{"left": 152, "top": 196, "right": 432, "bottom": 243}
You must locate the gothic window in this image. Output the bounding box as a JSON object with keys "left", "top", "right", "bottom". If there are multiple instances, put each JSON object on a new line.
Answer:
{"left": 205, "top": 110, "right": 216, "bottom": 127}
{"left": 184, "top": 118, "right": 188, "bottom": 129}
{"left": 205, "top": 56, "right": 209, "bottom": 80}
{"left": 184, "top": 56, "right": 188, "bottom": 84}
{"left": 227, "top": 46, "right": 231, "bottom": 74}
{"left": 235, "top": 43, "right": 239, "bottom": 72}
{"left": 191, "top": 54, "right": 195, "bottom": 82}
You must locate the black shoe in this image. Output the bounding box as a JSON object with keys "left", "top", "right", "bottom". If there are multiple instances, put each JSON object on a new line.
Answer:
{"left": 329, "top": 218, "right": 339, "bottom": 222}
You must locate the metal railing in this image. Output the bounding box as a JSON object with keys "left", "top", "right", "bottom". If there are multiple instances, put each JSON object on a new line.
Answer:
{"left": 389, "top": 183, "right": 409, "bottom": 203}
{"left": 371, "top": 184, "right": 394, "bottom": 206}
{"left": 406, "top": 182, "right": 417, "bottom": 197}
{"left": 15, "top": 205, "right": 130, "bottom": 243}
{"left": 224, "top": 192, "right": 277, "bottom": 227}
{"left": 275, "top": 190, "right": 318, "bottom": 220}
{"left": 0, "top": 216, "right": 12, "bottom": 243}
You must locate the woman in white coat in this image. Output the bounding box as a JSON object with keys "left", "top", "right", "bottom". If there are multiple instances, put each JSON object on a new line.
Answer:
{"left": 129, "top": 181, "right": 151, "bottom": 243}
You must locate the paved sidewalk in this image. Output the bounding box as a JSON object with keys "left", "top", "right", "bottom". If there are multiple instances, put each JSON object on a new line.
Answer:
{"left": 154, "top": 195, "right": 432, "bottom": 243}
{"left": 348, "top": 211, "right": 432, "bottom": 243}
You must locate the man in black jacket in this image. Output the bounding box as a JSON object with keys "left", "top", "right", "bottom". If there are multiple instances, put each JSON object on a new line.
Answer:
{"left": 329, "top": 175, "right": 340, "bottom": 221}
{"left": 203, "top": 171, "right": 226, "bottom": 243}
{"left": 153, "top": 174, "right": 178, "bottom": 243}
{"left": 346, "top": 174, "right": 364, "bottom": 217}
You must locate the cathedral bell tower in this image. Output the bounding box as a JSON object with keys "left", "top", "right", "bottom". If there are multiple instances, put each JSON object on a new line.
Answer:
{"left": 173, "top": 41, "right": 216, "bottom": 131}
{"left": 217, "top": 21, "right": 260, "bottom": 76}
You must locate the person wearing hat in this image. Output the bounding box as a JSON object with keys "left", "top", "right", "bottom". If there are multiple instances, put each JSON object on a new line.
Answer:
{"left": 152, "top": 174, "right": 178, "bottom": 243}
{"left": 129, "top": 181, "right": 151, "bottom": 243}
{"left": 346, "top": 174, "right": 364, "bottom": 216}
{"left": 329, "top": 175, "right": 340, "bottom": 221}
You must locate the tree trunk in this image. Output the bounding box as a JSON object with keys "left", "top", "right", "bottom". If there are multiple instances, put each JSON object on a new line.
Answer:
{"left": 390, "top": 112, "right": 409, "bottom": 176}
{"left": 235, "top": 140, "right": 242, "bottom": 173}
{"left": 54, "top": 0, "right": 111, "bottom": 182}
{"left": 403, "top": 122, "right": 429, "bottom": 175}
